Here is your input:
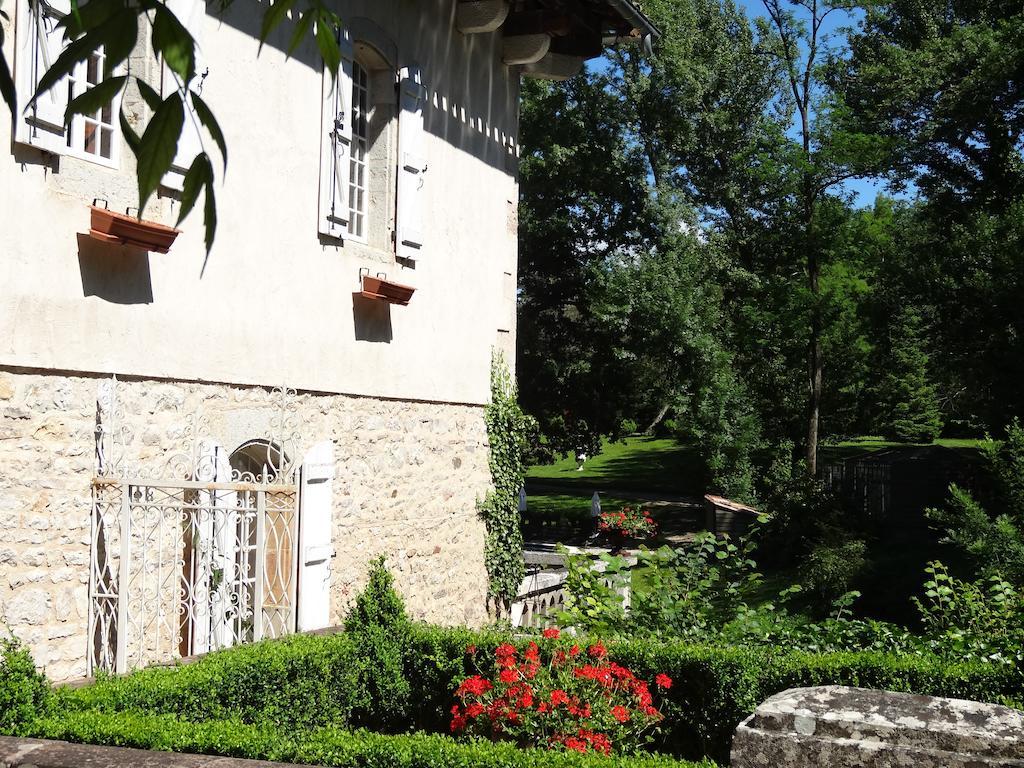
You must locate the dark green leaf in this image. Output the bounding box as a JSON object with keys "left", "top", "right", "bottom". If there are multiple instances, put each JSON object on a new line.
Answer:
{"left": 0, "top": 46, "right": 15, "bottom": 115}
{"left": 31, "top": 29, "right": 100, "bottom": 108}
{"left": 258, "top": 0, "right": 298, "bottom": 52}
{"left": 136, "top": 78, "right": 162, "bottom": 112}
{"left": 177, "top": 152, "right": 213, "bottom": 226}
{"left": 202, "top": 172, "right": 217, "bottom": 255}
{"left": 314, "top": 10, "right": 340, "bottom": 75}
{"left": 136, "top": 94, "right": 185, "bottom": 215}
{"left": 64, "top": 74, "right": 125, "bottom": 124}
{"left": 286, "top": 8, "right": 314, "bottom": 58}
{"left": 152, "top": 3, "right": 195, "bottom": 84}
{"left": 191, "top": 91, "right": 226, "bottom": 171}
{"left": 100, "top": 11, "right": 139, "bottom": 77}
{"left": 59, "top": 0, "right": 123, "bottom": 39}
{"left": 119, "top": 108, "right": 141, "bottom": 154}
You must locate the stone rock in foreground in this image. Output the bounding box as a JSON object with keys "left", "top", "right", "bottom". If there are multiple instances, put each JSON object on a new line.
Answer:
{"left": 731, "top": 685, "right": 1024, "bottom": 767}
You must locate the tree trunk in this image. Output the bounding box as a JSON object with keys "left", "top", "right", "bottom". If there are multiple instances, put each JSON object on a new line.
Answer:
{"left": 644, "top": 403, "right": 671, "bottom": 434}
{"left": 807, "top": 262, "right": 822, "bottom": 477}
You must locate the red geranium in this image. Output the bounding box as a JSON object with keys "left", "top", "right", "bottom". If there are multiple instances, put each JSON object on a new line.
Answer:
{"left": 597, "top": 506, "right": 657, "bottom": 539}
{"left": 450, "top": 630, "right": 670, "bottom": 755}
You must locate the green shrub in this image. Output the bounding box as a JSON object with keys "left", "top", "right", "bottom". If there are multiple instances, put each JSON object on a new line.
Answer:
{"left": 51, "top": 624, "right": 1024, "bottom": 765}
{"left": 27, "top": 711, "right": 715, "bottom": 768}
{"left": 345, "top": 556, "right": 413, "bottom": 730}
{"left": 0, "top": 636, "right": 49, "bottom": 735}
{"left": 56, "top": 632, "right": 360, "bottom": 730}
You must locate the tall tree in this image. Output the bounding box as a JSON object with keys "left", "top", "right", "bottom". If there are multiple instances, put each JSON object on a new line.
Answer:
{"left": 756, "top": 0, "right": 886, "bottom": 475}
{"left": 840, "top": 0, "right": 1024, "bottom": 429}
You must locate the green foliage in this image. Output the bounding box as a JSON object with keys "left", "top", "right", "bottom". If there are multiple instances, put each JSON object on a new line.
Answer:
{"left": 22, "top": 623, "right": 1024, "bottom": 765}
{"left": 801, "top": 539, "right": 870, "bottom": 605}
{"left": 344, "top": 557, "right": 412, "bottom": 730}
{"left": 0, "top": 635, "right": 49, "bottom": 735}
{"left": 913, "top": 561, "right": 1024, "bottom": 666}
{"left": 27, "top": 711, "right": 714, "bottom": 768}
{"left": 928, "top": 420, "right": 1024, "bottom": 582}
{"left": 479, "top": 352, "right": 528, "bottom": 607}
{"left": 874, "top": 308, "right": 943, "bottom": 442}
{"left": 57, "top": 633, "right": 360, "bottom": 730}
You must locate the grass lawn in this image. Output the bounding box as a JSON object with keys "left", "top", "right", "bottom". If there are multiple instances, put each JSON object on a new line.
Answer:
{"left": 820, "top": 435, "right": 987, "bottom": 463}
{"left": 526, "top": 437, "right": 704, "bottom": 495}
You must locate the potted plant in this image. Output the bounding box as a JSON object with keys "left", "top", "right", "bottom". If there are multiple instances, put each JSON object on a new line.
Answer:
{"left": 89, "top": 203, "right": 181, "bottom": 253}
{"left": 359, "top": 272, "right": 416, "bottom": 306}
{"left": 597, "top": 506, "right": 657, "bottom": 551}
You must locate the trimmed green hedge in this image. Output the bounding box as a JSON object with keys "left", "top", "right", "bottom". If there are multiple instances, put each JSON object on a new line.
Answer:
{"left": 49, "top": 624, "right": 1024, "bottom": 765}
{"left": 27, "top": 711, "right": 715, "bottom": 768}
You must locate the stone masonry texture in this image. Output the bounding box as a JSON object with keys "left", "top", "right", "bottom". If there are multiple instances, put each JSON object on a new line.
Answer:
{"left": 0, "top": 368, "right": 490, "bottom": 681}
{"left": 731, "top": 685, "right": 1024, "bottom": 767}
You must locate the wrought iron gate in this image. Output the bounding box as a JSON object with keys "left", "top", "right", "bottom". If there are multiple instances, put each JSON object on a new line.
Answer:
{"left": 89, "top": 379, "right": 303, "bottom": 674}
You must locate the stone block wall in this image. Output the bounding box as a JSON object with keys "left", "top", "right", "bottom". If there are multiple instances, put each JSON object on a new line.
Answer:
{"left": 731, "top": 685, "right": 1024, "bottom": 767}
{"left": 0, "top": 367, "right": 491, "bottom": 681}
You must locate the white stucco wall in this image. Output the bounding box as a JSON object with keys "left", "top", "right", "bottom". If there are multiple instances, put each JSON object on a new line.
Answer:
{"left": 0, "top": 0, "right": 520, "bottom": 406}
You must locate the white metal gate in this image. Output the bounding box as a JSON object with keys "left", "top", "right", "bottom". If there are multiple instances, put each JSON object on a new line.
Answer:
{"left": 88, "top": 379, "right": 305, "bottom": 674}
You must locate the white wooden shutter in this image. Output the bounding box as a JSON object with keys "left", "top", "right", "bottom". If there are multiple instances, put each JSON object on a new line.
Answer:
{"left": 14, "top": 0, "right": 71, "bottom": 151}
{"left": 318, "top": 27, "right": 354, "bottom": 238}
{"left": 396, "top": 64, "right": 427, "bottom": 260}
{"left": 162, "top": 0, "right": 207, "bottom": 189}
{"left": 297, "top": 440, "right": 335, "bottom": 631}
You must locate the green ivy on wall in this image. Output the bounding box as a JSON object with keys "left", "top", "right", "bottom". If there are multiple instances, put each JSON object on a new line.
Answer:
{"left": 480, "top": 352, "right": 529, "bottom": 613}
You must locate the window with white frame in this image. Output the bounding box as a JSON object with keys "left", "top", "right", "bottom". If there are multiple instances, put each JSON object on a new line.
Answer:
{"left": 347, "top": 59, "right": 370, "bottom": 240}
{"left": 14, "top": 0, "right": 121, "bottom": 166}
{"left": 319, "top": 29, "right": 406, "bottom": 253}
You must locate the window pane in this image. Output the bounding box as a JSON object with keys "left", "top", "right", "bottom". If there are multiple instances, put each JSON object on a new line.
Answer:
{"left": 100, "top": 128, "right": 112, "bottom": 159}
{"left": 84, "top": 122, "right": 97, "bottom": 154}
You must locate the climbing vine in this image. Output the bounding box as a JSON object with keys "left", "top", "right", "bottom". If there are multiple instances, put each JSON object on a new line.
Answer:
{"left": 480, "top": 352, "right": 529, "bottom": 613}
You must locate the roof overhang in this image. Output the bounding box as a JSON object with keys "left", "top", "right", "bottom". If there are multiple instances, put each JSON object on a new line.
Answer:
{"left": 456, "top": 0, "right": 661, "bottom": 81}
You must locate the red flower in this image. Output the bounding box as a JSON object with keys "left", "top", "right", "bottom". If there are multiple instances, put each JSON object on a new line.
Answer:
{"left": 655, "top": 673, "right": 673, "bottom": 690}
{"left": 542, "top": 627, "right": 561, "bottom": 639}
{"left": 611, "top": 705, "right": 630, "bottom": 723}
{"left": 563, "top": 736, "right": 587, "bottom": 753}
{"left": 588, "top": 642, "right": 608, "bottom": 659}
{"left": 456, "top": 676, "right": 493, "bottom": 697}
{"left": 465, "top": 644, "right": 477, "bottom": 655}
{"left": 495, "top": 643, "right": 517, "bottom": 659}
{"left": 499, "top": 668, "right": 518, "bottom": 684}
{"left": 569, "top": 644, "right": 581, "bottom": 657}
{"left": 537, "top": 702, "right": 550, "bottom": 713}
{"left": 465, "top": 703, "right": 485, "bottom": 718}
{"left": 450, "top": 714, "right": 467, "bottom": 731}
{"left": 550, "top": 689, "right": 569, "bottom": 707}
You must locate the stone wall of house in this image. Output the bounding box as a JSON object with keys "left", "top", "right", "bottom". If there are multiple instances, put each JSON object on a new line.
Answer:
{"left": 0, "top": 367, "right": 491, "bottom": 681}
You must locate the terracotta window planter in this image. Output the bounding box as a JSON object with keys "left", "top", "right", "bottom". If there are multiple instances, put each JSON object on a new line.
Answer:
{"left": 358, "top": 273, "right": 416, "bottom": 306}
{"left": 89, "top": 205, "right": 181, "bottom": 253}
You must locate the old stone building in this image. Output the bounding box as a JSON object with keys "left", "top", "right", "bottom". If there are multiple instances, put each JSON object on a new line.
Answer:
{"left": 0, "top": 0, "right": 657, "bottom": 679}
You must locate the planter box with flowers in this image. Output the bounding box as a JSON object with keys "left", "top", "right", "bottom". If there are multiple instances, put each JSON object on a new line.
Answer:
{"left": 598, "top": 506, "right": 657, "bottom": 549}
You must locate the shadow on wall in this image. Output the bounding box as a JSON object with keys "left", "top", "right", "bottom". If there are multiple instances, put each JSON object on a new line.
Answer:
{"left": 352, "top": 294, "right": 393, "bottom": 342}
{"left": 212, "top": 0, "right": 518, "bottom": 176}
{"left": 77, "top": 233, "right": 154, "bottom": 304}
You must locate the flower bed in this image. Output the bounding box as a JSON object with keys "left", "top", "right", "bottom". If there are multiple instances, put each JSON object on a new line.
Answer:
{"left": 451, "top": 631, "right": 671, "bottom": 755}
